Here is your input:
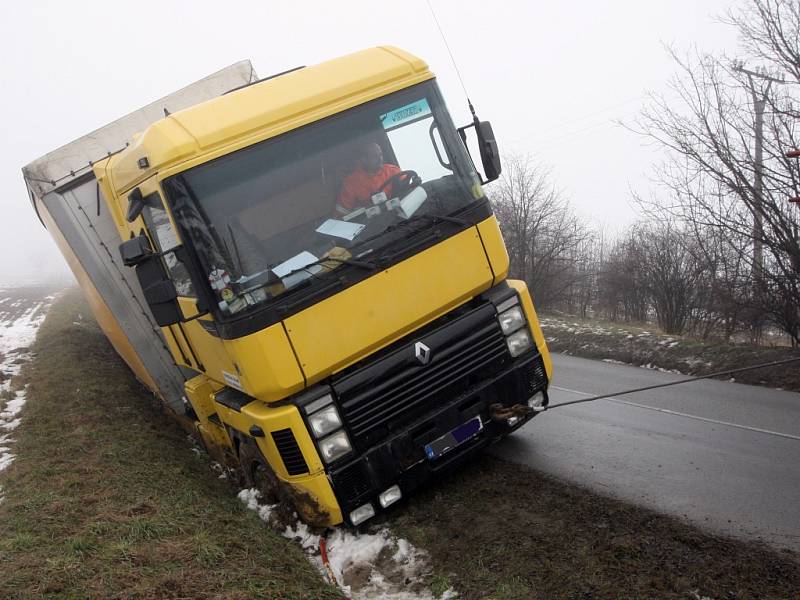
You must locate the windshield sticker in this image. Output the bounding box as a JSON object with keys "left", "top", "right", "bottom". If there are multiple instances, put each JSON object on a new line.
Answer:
{"left": 316, "top": 219, "right": 365, "bottom": 241}
{"left": 380, "top": 98, "right": 431, "bottom": 129}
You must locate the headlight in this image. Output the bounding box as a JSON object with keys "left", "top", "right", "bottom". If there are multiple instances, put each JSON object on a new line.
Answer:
{"left": 506, "top": 328, "right": 533, "bottom": 357}
{"left": 318, "top": 430, "right": 352, "bottom": 463}
{"left": 498, "top": 305, "right": 526, "bottom": 335}
{"left": 307, "top": 405, "right": 342, "bottom": 438}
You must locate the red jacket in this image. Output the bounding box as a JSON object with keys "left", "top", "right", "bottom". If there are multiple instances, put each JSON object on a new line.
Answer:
{"left": 336, "top": 163, "right": 401, "bottom": 213}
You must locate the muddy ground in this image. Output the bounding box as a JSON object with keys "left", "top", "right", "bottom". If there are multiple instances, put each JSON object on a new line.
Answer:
{"left": 390, "top": 455, "right": 800, "bottom": 600}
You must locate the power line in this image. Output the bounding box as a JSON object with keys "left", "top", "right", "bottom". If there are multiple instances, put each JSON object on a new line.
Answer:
{"left": 507, "top": 93, "right": 683, "bottom": 149}
{"left": 519, "top": 96, "right": 645, "bottom": 139}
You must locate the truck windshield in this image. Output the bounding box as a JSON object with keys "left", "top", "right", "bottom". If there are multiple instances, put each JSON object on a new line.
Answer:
{"left": 162, "top": 81, "right": 484, "bottom": 319}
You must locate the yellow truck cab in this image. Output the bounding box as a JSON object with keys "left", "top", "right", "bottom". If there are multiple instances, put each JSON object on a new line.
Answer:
{"left": 24, "top": 47, "right": 551, "bottom": 527}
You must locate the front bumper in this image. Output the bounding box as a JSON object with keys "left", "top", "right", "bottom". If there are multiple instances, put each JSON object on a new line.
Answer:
{"left": 329, "top": 349, "right": 548, "bottom": 524}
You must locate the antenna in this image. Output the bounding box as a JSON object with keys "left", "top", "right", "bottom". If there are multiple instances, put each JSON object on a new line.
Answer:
{"left": 425, "top": 0, "right": 477, "bottom": 121}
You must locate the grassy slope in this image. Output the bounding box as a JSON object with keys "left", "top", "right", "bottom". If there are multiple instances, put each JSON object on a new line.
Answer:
{"left": 0, "top": 289, "right": 340, "bottom": 600}
{"left": 4, "top": 289, "right": 800, "bottom": 599}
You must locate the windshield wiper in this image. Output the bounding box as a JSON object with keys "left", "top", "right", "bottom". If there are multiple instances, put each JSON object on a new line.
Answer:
{"left": 352, "top": 211, "right": 469, "bottom": 249}
{"left": 278, "top": 255, "right": 378, "bottom": 281}
{"left": 400, "top": 212, "right": 468, "bottom": 228}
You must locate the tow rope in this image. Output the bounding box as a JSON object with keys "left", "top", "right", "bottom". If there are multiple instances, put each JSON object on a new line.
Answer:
{"left": 537, "top": 356, "right": 800, "bottom": 412}
{"left": 319, "top": 534, "right": 338, "bottom": 586}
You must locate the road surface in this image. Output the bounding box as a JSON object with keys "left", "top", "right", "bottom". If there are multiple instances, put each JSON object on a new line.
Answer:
{"left": 492, "top": 353, "right": 800, "bottom": 553}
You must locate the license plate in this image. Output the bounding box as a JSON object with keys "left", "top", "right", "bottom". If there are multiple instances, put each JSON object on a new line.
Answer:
{"left": 424, "top": 417, "right": 483, "bottom": 460}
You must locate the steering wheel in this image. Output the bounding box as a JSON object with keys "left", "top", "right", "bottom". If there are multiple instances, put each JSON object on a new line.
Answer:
{"left": 377, "top": 170, "right": 422, "bottom": 199}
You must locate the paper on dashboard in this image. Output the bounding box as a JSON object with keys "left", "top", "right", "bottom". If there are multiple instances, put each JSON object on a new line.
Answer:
{"left": 315, "top": 218, "right": 365, "bottom": 241}
{"left": 272, "top": 251, "right": 319, "bottom": 278}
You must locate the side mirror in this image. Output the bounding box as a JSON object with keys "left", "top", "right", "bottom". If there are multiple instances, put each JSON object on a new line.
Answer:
{"left": 119, "top": 234, "right": 181, "bottom": 326}
{"left": 119, "top": 234, "right": 153, "bottom": 266}
{"left": 458, "top": 118, "right": 502, "bottom": 184}
{"left": 126, "top": 187, "right": 146, "bottom": 222}
{"left": 475, "top": 121, "right": 501, "bottom": 182}
{"left": 135, "top": 256, "right": 181, "bottom": 326}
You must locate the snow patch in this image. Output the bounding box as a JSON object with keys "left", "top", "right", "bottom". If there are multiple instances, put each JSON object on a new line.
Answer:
{"left": 640, "top": 363, "right": 682, "bottom": 375}
{"left": 601, "top": 359, "right": 628, "bottom": 366}
{"left": 238, "top": 488, "right": 457, "bottom": 599}
{"left": 0, "top": 293, "right": 55, "bottom": 499}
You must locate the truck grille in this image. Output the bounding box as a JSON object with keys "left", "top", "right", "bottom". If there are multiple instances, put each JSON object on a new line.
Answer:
{"left": 333, "top": 304, "right": 509, "bottom": 449}
{"left": 525, "top": 353, "right": 548, "bottom": 394}
{"left": 331, "top": 461, "right": 372, "bottom": 505}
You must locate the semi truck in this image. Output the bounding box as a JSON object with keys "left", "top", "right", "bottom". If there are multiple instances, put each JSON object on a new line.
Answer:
{"left": 22, "top": 47, "right": 551, "bottom": 527}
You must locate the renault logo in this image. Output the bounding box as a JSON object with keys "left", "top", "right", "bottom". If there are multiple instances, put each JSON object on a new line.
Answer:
{"left": 414, "top": 341, "right": 431, "bottom": 365}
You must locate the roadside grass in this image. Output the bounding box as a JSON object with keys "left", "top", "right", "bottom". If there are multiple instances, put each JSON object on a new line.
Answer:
{"left": 391, "top": 454, "right": 800, "bottom": 600}
{"left": 0, "top": 288, "right": 341, "bottom": 600}
{"left": 5, "top": 287, "right": 800, "bottom": 599}
{"left": 540, "top": 314, "right": 800, "bottom": 391}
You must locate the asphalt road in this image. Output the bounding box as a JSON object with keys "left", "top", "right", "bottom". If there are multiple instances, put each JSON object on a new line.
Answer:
{"left": 491, "top": 353, "right": 800, "bottom": 553}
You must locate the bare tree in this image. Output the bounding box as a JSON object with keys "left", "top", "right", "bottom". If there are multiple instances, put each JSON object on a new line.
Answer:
{"left": 596, "top": 232, "right": 650, "bottom": 323}
{"left": 726, "top": 0, "right": 800, "bottom": 84}
{"left": 634, "top": 223, "right": 709, "bottom": 335}
{"left": 491, "top": 155, "right": 594, "bottom": 311}
{"left": 632, "top": 0, "right": 800, "bottom": 344}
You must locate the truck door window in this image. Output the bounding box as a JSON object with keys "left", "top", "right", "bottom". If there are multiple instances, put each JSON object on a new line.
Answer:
{"left": 141, "top": 193, "right": 197, "bottom": 298}
{"left": 382, "top": 99, "right": 451, "bottom": 181}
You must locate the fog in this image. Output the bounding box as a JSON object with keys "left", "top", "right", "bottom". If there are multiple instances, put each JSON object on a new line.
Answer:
{"left": 0, "top": 0, "right": 739, "bottom": 284}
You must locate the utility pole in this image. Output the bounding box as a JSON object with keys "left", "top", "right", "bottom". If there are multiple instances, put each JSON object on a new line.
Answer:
{"left": 732, "top": 62, "right": 785, "bottom": 341}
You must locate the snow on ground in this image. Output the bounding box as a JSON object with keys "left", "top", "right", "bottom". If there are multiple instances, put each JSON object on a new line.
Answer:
{"left": 0, "top": 290, "right": 55, "bottom": 502}
{"left": 238, "top": 488, "right": 457, "bottom": 600}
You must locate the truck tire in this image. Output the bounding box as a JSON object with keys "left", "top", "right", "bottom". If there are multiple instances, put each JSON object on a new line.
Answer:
{"left": 238, "top": 439, "right": 281, "bottom": 505}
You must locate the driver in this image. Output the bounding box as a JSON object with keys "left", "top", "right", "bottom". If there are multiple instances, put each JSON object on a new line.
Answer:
{"left": 334, "top": 142, "right": 401, "bottom": 217}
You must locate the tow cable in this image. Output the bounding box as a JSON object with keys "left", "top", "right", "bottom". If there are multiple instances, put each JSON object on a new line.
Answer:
{"left": 533, "top": 356, "right": 800, "bottom": 412}
{"left": 489, "top": 403, "right": 533, "bottom": 421}
{"left": 319, "top": 532, "right": 337, "bottom": 586}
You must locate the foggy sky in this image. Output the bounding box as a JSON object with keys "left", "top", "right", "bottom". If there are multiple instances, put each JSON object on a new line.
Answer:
{"left": 1, "top": 0, "right": 739, "bottom": 284}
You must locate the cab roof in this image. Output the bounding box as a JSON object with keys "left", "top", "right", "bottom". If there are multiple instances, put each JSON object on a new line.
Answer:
{"left": 108, "top": 46, "right": 433, "bottom": 195}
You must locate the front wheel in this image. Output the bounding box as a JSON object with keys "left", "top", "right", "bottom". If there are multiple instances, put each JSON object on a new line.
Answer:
{"left": 239, "top": 440, "right": 281, "bottom": 504}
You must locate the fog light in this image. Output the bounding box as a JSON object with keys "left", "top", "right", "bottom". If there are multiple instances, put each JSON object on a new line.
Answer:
{"left": 506, "top": 328, "right": 533, "bottom": 357}
{"left": 528, "top": 391, "right": 545, "bottom": 409}
{"left": 506, "top": 416, "right": 520, "bottom": 427}
{"left": 378, "top": 485, "right": 402, "bottom": 508}
{"left": 349, "top": 502, "right": 375, "bottom": 526}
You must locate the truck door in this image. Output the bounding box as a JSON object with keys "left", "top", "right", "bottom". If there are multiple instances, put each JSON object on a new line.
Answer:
{"left": 135, "top": 181, "right": 205, "bottom": 372}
